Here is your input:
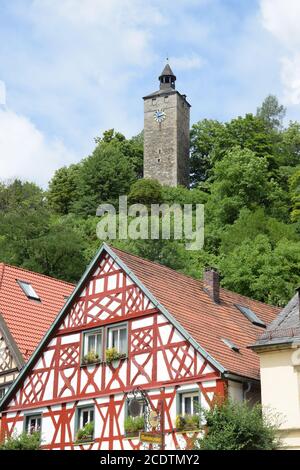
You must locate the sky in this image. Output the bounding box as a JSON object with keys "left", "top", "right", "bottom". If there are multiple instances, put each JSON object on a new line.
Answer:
{"left": 1, "top": 0, "right": 300, "bottom": 187}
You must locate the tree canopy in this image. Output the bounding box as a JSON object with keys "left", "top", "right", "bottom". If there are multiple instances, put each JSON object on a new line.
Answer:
{"left": 1, "top": 96, "right": 300, "bottom": 306}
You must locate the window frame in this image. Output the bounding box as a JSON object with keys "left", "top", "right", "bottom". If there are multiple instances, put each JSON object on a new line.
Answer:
{"left": 106, "top": 322, "right": 128, "bottom": 358}
{"left": 0, "top": 385, "right": 7, "bottom": 400}
{"left": 177, "top": 388, "right": 201, "bottom": 416}
{"left": 24, "top": 412, "right": 42, "bottom": 436}
{"left": 124, "top": 397, "right": 146, "bottom": 437}
{"left": 81, "top": 327, "right": 103, "bottom": 365}
{"left": 17, "top": 279, "right": 41, "bottom": 301}
{"left": 74, "top": 404, "right": 95, "bottom": 442}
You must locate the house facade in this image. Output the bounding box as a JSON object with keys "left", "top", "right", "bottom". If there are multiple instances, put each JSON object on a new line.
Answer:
{"left": 251, "top": 292, "right": 300, "bottom": 450}
{"left": 0, "top": 244, "right": 279, "bottom": 450}
{"left": 0, "top": 263, "right": 74, "bottom": 401}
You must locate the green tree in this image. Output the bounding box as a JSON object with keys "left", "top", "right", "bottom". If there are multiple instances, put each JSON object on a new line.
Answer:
{"left": 191, "top": 114, "right": 277, "bottom": 185}
{"left": 190, "top": 119, "right": 225, "bottom": 184}
{"left": 47, "top": 164, "right": 80, "bottom": 215}
{"left": 290, "top": 168, "right": 300, "bottom": 222}
{"left": 128, "top": 179, "right": 163, "bottom": 205}
{"left": 0, "top": 179, "right": 46, "bottom": 213}
{"left": 73, "top": 142, "right": 136, "bottom": 216}
{"left": 257, "top": 95, "right": 286, "bottom": 130}
{"left": 195, "top": 400, "right": 279, "bottom": 450}
{"left": 206, "top": 147, "right": 269, "bottom": 225}
{"left": 220, "top": 208, "right": 298, "bottom": 254}
{"left": 219, "top": 235, "right": 300, "bottom": 305}
{"left": 23, "top": 218, "right": 88, "bottom": 282}
{"left": 95, "top": 129, "right": 143, "bottom": 177}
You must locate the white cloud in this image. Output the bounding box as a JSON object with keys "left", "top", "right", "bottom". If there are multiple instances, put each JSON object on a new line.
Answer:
{"left": 260, "top": 0, "right": 300, "bottom": 104}
{"left": 0, "top": 107, "right": 75, "bottom": 187}
{"left": 169, "top": 54, "right": 205, "bottom": 71}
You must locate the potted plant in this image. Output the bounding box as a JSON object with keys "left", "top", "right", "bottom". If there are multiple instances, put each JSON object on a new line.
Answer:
{"left": 75, "top": 422, "right": 94, "bottom": 443}
{"left": 124, "top": 416, "right": 145, "bottom": 437}
{"left": 175, "top": 414, "right": 199, "bottom": 431}
{"left": 105, "top": 347, "right": 126, "bottom": 366}
{"left": 82, "top": 350, "right": 100, "bottom": 365}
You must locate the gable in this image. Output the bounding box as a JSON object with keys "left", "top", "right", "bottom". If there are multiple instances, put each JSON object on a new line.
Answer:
{"left": 0, "top": 333, "right": 17, "bottom": 374}
{"left": 0, "top": 244, "right": 224, "bottom": 411}
{"left": 59, "top": 251, "right": 155, "bottom": 331}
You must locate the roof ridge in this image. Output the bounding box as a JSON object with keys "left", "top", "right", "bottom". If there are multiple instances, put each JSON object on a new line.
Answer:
{"left": 112, "top": 246, "right": 280, "bottom": 310}
{"left": 0, "top": 262, "right": 75, "bottom": 287}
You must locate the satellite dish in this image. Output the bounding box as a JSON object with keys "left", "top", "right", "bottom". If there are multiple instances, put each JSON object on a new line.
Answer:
{"left": 128, "top": 398, "right": 141, "bottom": 417}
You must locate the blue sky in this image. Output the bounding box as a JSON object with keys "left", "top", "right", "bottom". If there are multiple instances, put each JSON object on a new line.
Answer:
{"left": 0, "top": 0, "right": 300, "bottom": 186}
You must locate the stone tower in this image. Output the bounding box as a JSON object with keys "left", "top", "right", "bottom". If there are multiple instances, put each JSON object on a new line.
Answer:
{"left": 143, "top": 63, "right": 191, "bottom": 187}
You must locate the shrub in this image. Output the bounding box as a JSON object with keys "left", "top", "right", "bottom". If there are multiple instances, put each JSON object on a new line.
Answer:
{"left": 105, "top": 347, "right": 126, "bottom": 364}
{"left": 82, "top": 350, "right": 100, "bottom": 365}
{"left": 175, "top": 414, "right": 199, "bottom": 431}
{"left": 194, "top": 400, "right": 280, "bottom": 450}
{"left": 0, "top": 431, "right": 41, "bottom": 450}
{"left": 124, "top": 416, "right": 145, "bottom": 435}
{"left": 76, "top": 422, "right": 94, "bottom": 442}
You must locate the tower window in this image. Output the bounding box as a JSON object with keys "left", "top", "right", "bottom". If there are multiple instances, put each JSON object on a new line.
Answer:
{"left": 152, "top": 98, "right": 156, "bottom": 105}
{"left": 164, "top": 96, "right": 168, "bottom": 102}
{"left": 157, "top": 158, "right": 161, "bottom": 163}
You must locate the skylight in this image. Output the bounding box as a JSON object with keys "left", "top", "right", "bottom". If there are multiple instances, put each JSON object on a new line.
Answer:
{"left": 17, "top": 280, "right": 41, "bottom": 301}
{"left": 235, "top": 304, "right": 266, "bottom": 328}
{"left": 221, "top": 338, "right": 239, "bottom": 352}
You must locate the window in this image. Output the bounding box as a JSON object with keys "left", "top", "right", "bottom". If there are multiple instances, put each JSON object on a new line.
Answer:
{"left": 78, "top": 406, "right": 94, "bottom": 430}
{"left": 17, "top": 280, "right": 40, "bottom": 301}
{"left": 235, "top": 304, "right": 266, "bottom": 328}
{"left": 0, "top": 386, "right": 7, "bottom": 400}
{"left": 125, "top": 398, "right": 146, "bottom": 436}
{"left": 25, "top": 414, "right": 42, "bottom": 434}
{"left": 107, "top": 324, "right": 127, "bottom": 355}
{"left": 82, "top": 329, "right": 102, "bottom": 363}
{"left": 152, "top": 98, "right": 156, "bottom": 105}
{"left": 75, "top": 405, "right": 95, "bottom": 441}
{"left": 164, "top": 96, "right": 168, "bottom": 102}
{"left": 178, "top": 391, "right": 200, "bottom": 415}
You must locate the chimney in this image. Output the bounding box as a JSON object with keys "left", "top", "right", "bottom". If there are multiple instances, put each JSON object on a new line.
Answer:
{"left": 204, "top": 268, "right": 220, "bottom": 304}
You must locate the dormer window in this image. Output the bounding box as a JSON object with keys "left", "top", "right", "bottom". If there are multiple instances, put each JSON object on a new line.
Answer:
{"left": 235, "top": 304, "right": 266, "bottom": 328}
{"left": 221, "top": 338, "right": 240, "bottom": 353}
{"left": 17, "top": 280, "right": 40, "bottom": 301}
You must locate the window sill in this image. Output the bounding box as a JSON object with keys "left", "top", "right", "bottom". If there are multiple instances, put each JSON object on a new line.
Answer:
{"left": 74, "top": 439, "right": 95, "bottom": 445}
{"left": 124, "top": 431, "right": 143, "bottom": 439}
{"left": 175, "top": 428, "right": 202, "bottom": 434}
{"left": 80, "top": 360, "right": 102, "bottom": 368}
{"left": 105, "top": 356, "right": 127, "bottom": 366}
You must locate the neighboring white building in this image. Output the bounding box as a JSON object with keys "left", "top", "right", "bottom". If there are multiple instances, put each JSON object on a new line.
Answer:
{"left": 251, "top": 292, "right": 300, "bottom": 450}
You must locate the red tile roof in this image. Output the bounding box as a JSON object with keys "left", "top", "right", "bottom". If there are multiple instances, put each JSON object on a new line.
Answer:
{"left": 0, "top": 263, "right": 74, "bottom": 360}
{"left": 113, "top": 248, "right": 280, "bottom": 380}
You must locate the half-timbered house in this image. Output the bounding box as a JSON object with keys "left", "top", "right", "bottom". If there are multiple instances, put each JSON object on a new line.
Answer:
{"left": 0, "top": 244, "right": 279, "bottom": 449}
{"left": 0, "top": 263, "right": 74, "bottom": 399}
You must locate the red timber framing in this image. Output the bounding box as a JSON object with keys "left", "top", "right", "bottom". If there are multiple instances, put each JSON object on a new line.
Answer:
{"left": 0, "top": 244, "right": 227, "bottom": 450}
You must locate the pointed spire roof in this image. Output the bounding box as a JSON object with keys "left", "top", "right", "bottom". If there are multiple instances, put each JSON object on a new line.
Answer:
{"left": 159, "top": 63, "right": 176, "bottom": 79}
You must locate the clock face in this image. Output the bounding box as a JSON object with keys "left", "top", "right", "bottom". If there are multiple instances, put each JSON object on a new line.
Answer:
{"left": 154, "top": 109, "right": 166, "bottom": 123}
